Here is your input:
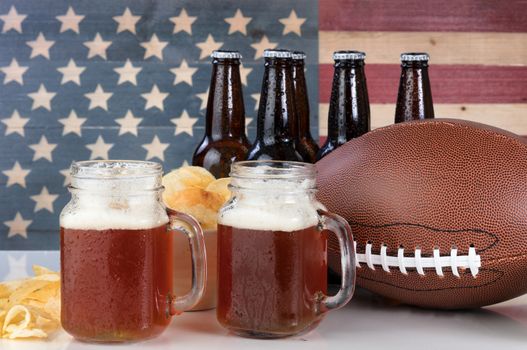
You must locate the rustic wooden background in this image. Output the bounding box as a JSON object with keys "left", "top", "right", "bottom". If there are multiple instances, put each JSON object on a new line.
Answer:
{"left": 318, "top": 0, "right": 527, "bottom": 137}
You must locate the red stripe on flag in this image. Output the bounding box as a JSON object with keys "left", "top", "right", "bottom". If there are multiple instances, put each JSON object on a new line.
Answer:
{"left": 319, "top": 64, "right": 527, "bottom": 104}
{"left": 319, "top": 0, "right": 527, "bottom": 33}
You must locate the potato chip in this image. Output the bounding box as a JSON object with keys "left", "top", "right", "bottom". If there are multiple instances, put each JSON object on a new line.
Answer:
{"left": 0, "top": 265, "right": 60, "bottom": 340}
{"left": 165, "top": 188, "right": 225, "bottom": 230}
{"left": 0, "top": 280, "right": 23, "bottom": 299}
{"left": 6, "top": 275, "right": 59, "bottom": 308}
{"left": 32, "top": 265, "right": 58, "bottom": 277}
{"left": 2, "top": 305, "right": 30, "bottom": 334}
{"left": 162, "top": 166, "right": 215, "bottom": 195}
{"left": 205, "top": 178, "right": 232, "bottom": 201}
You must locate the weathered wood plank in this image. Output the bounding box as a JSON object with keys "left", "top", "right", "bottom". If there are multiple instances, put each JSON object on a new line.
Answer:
{"left": 319, "top": 31, "right": 527, "bottom": 66}
{"left": 320, "top": 0, "right": 527, "bottom": 33}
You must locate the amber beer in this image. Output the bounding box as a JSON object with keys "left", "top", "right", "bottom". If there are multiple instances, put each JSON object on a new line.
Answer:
{"left": 394, "top": 52, "right": 435, "bottom": 123}
{"left": 217, "top": 224, "right": 327, "bottom": 337}
{"left": 61, "top": 224, "right": 172, "bottom": 341}
{"left": 193, "top": 50, "right": 250, "bottom": 178}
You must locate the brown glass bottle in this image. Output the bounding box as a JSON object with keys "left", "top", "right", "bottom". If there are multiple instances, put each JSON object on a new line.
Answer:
{"left": 192, "top": 50, "right": 251, "bottom": 178}
{"left": 291, "top": 51, "right": 319, "bottom": 163}
{"left": 317, "top": 51, "right": 370, "bottom": 160}
{"left": 394, "top": 52, "right": 435, "bottom": 123}
{"left": 247, "top": 49, "right": 303, "bottom": 161}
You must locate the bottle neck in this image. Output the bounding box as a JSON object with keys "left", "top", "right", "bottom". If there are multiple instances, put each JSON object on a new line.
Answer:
{"left": 327, "top": 60, "right": 370, "bottom": 144}
{"left": 206, "top": 59, "right": 246, "bottom": 139}
{"left": 395, "top": 62, "right": 434, "bottom": 122}
{"left": 255, "top": 58, "right": 297, "bottom": 144}
{"left": 292, "top": 60, "right": 311, "bottom": 137}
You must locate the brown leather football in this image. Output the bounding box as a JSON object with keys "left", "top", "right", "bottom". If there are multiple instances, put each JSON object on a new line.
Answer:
{"left": 316, "top": 119, "right": 527, "bottom": 309}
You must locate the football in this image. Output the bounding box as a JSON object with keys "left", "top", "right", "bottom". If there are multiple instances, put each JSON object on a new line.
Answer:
{"left": 316, "top": 119, "right": 527, "bottom": 309}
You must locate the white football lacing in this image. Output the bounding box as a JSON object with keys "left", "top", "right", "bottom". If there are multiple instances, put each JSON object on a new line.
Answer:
{"left": 354, "top": 242, "right": 481, "bottom": 277}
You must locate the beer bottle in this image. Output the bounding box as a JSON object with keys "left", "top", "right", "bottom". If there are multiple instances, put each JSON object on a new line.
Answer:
{"left": 247, "top": 49, "right": 303, "bottom": 161}
{"left": 291, "top": 51, "right": 319, "bottom": 163}
{"left": 317, "top": 51, "right": 370, "bottom": 160}
{"left": 192, "top": 50, "right": 251, "bottom": 178}
{"left": 394, "top": 52, "right": 435, "bottom": 123}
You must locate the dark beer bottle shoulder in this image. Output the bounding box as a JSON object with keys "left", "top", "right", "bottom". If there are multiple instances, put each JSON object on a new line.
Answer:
{"left": 192, "top": 136, "right": 251, "bottom": 178}
{"left": 247, "top": 140, "right": 304, "bottom": 162}
{"left": 297, "top": 137, "right": 319, "bottom": 163}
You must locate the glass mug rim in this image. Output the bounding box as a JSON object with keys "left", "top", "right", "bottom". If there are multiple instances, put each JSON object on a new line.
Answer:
{"left": 230, "top": 160, "right": 315, "bottom": 179}
{"left": 69, "top": 160, "right": 163, "bottom": 193}
{"left": 70, "top": 159, "right": 162, "bottom": 179}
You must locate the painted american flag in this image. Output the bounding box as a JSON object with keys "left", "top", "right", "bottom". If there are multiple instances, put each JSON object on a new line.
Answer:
{"left": 1, "top": 0, "right": 526, "bottom": 253}
{"left": 0, "top": 0, "right": 319, "bottom": 250}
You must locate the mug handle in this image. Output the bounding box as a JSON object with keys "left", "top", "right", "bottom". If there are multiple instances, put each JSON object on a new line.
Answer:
{"left": 318, "top": 209, "right": 356, "bottom": 311}
{"left": 167, "top": 208, "right": 207, "bottom": 314}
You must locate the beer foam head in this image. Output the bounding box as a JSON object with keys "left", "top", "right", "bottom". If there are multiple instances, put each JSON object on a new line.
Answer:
{"left": 60, "top": 160, "right": 168, "bottom": 230}
{"left": 218, "top": 162, "right": 321, "bottom": 232}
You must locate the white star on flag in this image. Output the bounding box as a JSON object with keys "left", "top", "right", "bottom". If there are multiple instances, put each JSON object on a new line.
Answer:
{"left": 4, "top": 254, "right": 28, "bottom": 280}
{"left": 141, "top": 85, "right": 168, "bottom": 111}
{"left": 85, "top": 84, "right": 112, "bottom": 111}
{"left": 56, "top": 6, "right": 84, "bottom": 34}
{"left": 279, "top": 10, "right": 306, "bottom": 36}
{"left": 196, "top": 34, "right": 223, "bottom": 60}
{"left": 196, "top": 88, "right": 209, "bottom": 111}
{"left": 239, "top": 64, "right": 252, "bottom": 86}
{"left": 84, "top": 33, "right": 112, "bottom": 59}
{"left": 30, "top": 187, "right": 58, "bottom": 213}
{"left": 4, "top": 213, "right": 31, "bottom": 239}
{"left": 115, "top": 110, "right": 142, "bottom": 136}
{"left": 59, "top": 110, "right": 86, "bottom": 136}
{"left": 170, "top": 59, "right": 197, "bottom": 86}
{"left": 2, "top": 110, "right": 29, "bottom": 137}
{"left": 225, "top": 9, "right": 252, "bottom": 35}
{"left": 171, "top": 110, "right": 198, "bottom": 136}
{"left": 170, "top": 8, "right": 196, "bottom": 34}
{"left": 86, "top": 135, "right": 113, "bottom": 159}
{"left": 1, "top": 58, "right": 28, "bottom": 85}
{"left": 114, "top": 59, "right": 142, "bottom": 85}
{"left": 251, "top": 35, "right": 277, "bottom": 59}
{"left": 140, "top": 34, "right": 168, "bottom": 60}
{"left": 113, "top": 7, "right": 140, "bottom": 34}
{"left": 29, "top": 136, "right": 57, "bottom": 162}
{"left": 27, "top": 32, "right": 55, "bottom": 59}
{"left": 57, "top": 59, "right": 86, "bottom": 85}
{"left": 142, "top": 136, "right": 169, "bottom": 161}
{"left": 251, "top": 93, "right": 261, "bottom": 110}
{"left": 3, "top": 161, "right": 30, "bottom": 188}
{"left": 59, "top": 169, "right": 71, "bottom": 186}
{"left": 0, "top": 6, "right": 26, "bottom": 34}
{"left": 28, "top": 84, "right": 56, "bottom": 111}
{"left": 245, "top": 117, "right": 253, "bottom": 134}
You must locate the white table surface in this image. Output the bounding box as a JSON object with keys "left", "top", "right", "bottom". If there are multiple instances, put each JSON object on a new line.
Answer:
{"left": 1, "top": 251, "right": 526, "bottom": 350}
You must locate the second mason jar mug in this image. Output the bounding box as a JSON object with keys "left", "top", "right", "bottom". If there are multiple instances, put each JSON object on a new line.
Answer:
{"left": 217, "top": 161, "right": 356, "bottom": 338}
{"left": 60, "top": 160, "right": 207, "bottom": 342}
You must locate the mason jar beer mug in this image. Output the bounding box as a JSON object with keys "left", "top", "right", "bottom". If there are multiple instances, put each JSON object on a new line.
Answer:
{"left": 60, "top": 160, "right": 207, "bottom": 342}
{"left": 217, "top": 161, "right": 356, "bottom": 338}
